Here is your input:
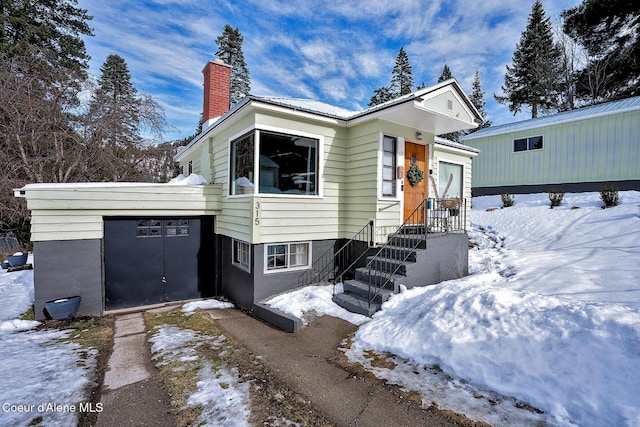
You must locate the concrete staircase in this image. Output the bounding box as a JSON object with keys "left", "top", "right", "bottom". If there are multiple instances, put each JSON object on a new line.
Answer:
{"left": 332, "top": 227, "right": 426, "bottom": 316}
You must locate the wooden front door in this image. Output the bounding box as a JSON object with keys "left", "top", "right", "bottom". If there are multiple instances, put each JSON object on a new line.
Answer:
{"left": 403, "top": 142, "right": 428, "bottom": 221}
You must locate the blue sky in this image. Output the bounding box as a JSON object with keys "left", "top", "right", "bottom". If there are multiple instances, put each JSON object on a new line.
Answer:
{"left": 78, "top": 0, "right": 582, "bottom": 141}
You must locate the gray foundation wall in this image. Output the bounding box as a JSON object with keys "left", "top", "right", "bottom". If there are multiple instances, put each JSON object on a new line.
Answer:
{"left": 33, "top": 239, "right": 103, "bottom": 321}
{"left": 401, "top": 233, "right": 469, "bottom": 288}
{"left": 219, "top": 237, "right": 339, "bottom": 308}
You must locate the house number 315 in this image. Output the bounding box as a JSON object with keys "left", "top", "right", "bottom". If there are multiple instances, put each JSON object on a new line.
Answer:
{"left": 254, "top": 201, "right": 260, "bottom": 225}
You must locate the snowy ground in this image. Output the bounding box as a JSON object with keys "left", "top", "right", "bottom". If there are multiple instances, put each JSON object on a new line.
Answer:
{"left": 2, "top": 191, "right": 639, "bottom": 426}
{"left": 0, "top": 257, "right": 98, "bottom": 427}
{"left": 267, "top": 191, "right": 640, "bottom": 427}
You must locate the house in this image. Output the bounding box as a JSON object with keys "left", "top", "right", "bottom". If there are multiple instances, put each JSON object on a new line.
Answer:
{"left": 460, "top": 96, "right": 640, "bottom": 196}
{"left": 16, "top": 58, "right": 481, "bottom": 331}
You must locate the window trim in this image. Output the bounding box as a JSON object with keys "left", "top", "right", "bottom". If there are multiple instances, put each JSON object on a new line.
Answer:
{"left": 380, "top": 135, "right": 397, "bottom": 198}
{"left": 228, "top": 126, "right": 324, "bottom": 198}
{"left": 232, "top": 238, "right": 251, "bottom": 272}
{"left": 379, "top": 134, "right": 401, "bottom": 200}
{"left": 437, "top": 160, "right": 465, "bottom": 199}
{"left": 513, "top": 135, "right": 544, "bottom": 153}
{"left": 263, "top": 241, "right": 312, "bottom": 274}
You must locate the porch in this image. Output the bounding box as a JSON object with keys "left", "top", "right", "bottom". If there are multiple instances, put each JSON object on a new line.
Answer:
{"left": 298, "top": 198, "right": 469, "bottom": 317}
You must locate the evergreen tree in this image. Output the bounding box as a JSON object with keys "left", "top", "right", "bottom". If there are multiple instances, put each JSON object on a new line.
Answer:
{"left": 467, "top": 69, "right": 492, "bottom": 133}
{"left": 496, "top": 1, "right": 562, "bottom": 118}
{"left": 91, "top": 54, "right": 141, "bottom": 145}
{"left": 562, "top": 0, "right": 640, "bottom": 103}
{"left": 368, "top": 86, "right": 394, "bottom": 107}
{"left": 369, "top": 47, "right": 414, "bottom": 106}
{"left": 215, "top": 24, "right": 251, "bottom": 107}
{"left": 390, "top": 47, "right": 414, "bottom": 96}
{"left": 0, "top": 0, "right": 93, "bottom": 75}
{"left": 88, "top": 54, "right": 167, "bottom": 180}
{"left": 437, "top": 64, "right": 454, "bottom": 82}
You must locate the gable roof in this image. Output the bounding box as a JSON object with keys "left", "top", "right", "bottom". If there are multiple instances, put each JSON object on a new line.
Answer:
{"left": 176, "top": 79, "right": 483, "bottom": 161}
{"left": 461, "top": 96, "right": 640, "bottom": 141}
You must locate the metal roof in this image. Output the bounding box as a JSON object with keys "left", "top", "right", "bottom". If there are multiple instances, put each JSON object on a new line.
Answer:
{"left": 461, "top": 96, "right": 640, "bottom": 141}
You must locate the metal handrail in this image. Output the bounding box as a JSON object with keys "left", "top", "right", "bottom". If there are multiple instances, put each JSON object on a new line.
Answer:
{"left": 367, "top": 199, "right": 429, "bottom": 306}
{"left": 297, "top": 219, "right": 374, "bottom": 288}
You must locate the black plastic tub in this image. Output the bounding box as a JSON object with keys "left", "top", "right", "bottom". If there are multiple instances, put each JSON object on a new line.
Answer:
{"left": 44, "top": 296, "right": 82, "bottom": 320}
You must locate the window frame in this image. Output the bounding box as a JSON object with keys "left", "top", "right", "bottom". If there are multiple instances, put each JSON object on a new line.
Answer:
{"left": 380, "top": 135, "right": 398, "bottom": 198}
{"left": 513, "top": 135, "right": 544, "bottom": 153}
{"left": 437, "top": 160, "right": 464, "bottom": 199}
{"left": 264, "top": 241, "right": 312, "bottom": 274}
{"left": 232, "top": 238, "right": 251, "bottom": 272}
{"left": 228, "top": 126, "right": 323, "bottom": 198}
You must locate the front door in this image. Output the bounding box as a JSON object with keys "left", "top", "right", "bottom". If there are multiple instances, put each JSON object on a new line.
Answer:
{"left": 403, "top": 141, "right": 428, "bottom": 221}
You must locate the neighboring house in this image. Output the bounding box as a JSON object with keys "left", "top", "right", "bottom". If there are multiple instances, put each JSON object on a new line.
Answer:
{"left": 16, "top": 59, "right": 481, "bottom": 331}
{"left": 460, "top": 96, "right": 640, "bottom": 196}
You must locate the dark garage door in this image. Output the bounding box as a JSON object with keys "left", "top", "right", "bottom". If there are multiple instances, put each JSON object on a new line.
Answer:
{"left": 104, "top": 217, "right": 216, "bottom": 310}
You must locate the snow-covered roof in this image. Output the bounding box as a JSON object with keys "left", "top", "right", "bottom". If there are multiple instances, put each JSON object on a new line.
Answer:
{"left": 177, "top": 79, "right": 482, "bottom": 161}
{"left": 252, "top": 96, "right": 357, "bottom": 119}
{"left": 434, "top": 136, "right": 479, "bottom": 155}
{"left": 461, "top": 95, "right": 640, "bottom": 141}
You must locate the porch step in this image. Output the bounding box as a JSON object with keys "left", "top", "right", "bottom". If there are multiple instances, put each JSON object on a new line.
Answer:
{"left": 376, "top": 246, "right": 417, "bottom": 263}
{"left": 332, "top": 292, "right": 381, "bottom": 317}
{"left": 365, "top": 256, "right": 407, "bottom": 276}
{"left": 355, "top": 268, "right": 402, "bottom": 290}
{"left": 387, "top": 234, "right": 427, "bottom": 249}
{"left": 343, "top": 280, "right": 394, "bottom": 304}
{"left": 399, "top": 225, "right": 427, "bottom": 235}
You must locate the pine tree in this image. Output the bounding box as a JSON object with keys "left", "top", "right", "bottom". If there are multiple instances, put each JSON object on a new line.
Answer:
{"left": 368, "top": 86, "right": 394, "bottom": 107}
{"left": 496, "top": 0, "right": 562, "bottom": 118}
{"left": 562, "top": 0, "right": 640, "bottom": 103}
{"left": 437, "top": 64, "right": 454, "bottom": 82}
{"left": 215, "top": 24, "right": 251, "bottom": 107}
{"left": 369, "top": 47, "right": 414, "bottom": 106}
{"left": 91, "top": 54, "right": 141, "bottom": 144}
{"left": 0, "top": 0, "right": 93, "bottom": 75}
{"left": 390, "top": 47, "right": 414, "bottom": 96}
{"left": 467, "top": 69, "right": 491, "bottom": 133}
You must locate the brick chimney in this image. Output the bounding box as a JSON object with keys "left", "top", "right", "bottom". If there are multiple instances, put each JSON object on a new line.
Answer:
{"left": 201, "top": 58, "right": 232, "bottom": 125}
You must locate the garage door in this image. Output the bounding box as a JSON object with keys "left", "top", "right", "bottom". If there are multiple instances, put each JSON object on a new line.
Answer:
{"left": 104, "top": 217, "right": 215, "bottom": 310}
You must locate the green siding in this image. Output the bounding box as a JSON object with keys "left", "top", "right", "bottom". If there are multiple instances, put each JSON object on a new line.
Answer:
{"left": 466, "top": 110, "right": 640, "bottom": 188}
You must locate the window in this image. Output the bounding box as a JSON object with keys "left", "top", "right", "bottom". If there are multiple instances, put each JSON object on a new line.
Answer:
{"left": 381, "top": 135, "right": 397, "bottom": 197}
{"left": 229, "top": 130, "right": 319, "bottom": 196}
{"left": 230, "top": 132, "right": 255, "bottom": 195}
{"left": 265, "top": 242, "right": 310, "bottom": 272}
{"left": 232, "top": 239, "right": 251, "bottom": 271}
{"left": 166, "top": 219, "right": 189, "bottom": 236}
{"left": 137, "top": 219, "right": 162, "bottom": 238}
{"left": 438, "top": 162, "right": 463, "bottom": 198}
{"left": 136, "top": 219, "right": 189, "bottom": 238}
{"left": 259, "top": 132, "right": 318, "bottom": 195}
{"left": 188, "top": 160, "right": 193, "bottom": 175}
{"left": 514, "top": 135, "right": 543, "bottom": 152}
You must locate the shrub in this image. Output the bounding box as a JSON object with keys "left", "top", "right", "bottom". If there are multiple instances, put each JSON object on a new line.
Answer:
{"left": 600, "top": 183, "right": 619, "bottom": 208}
{"left": 548, "top": 188, "right": 565, "bottom": 208}
{"left": 501, "top": 193, "right": 515, "bottom": 208}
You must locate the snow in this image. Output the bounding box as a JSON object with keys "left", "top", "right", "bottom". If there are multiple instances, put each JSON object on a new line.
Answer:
{"left": 182, "top": 299, "right": 235, "bottom": 314}
{"left": 149, "top": 324, "right": 251, "bottom": 426}
{"left": 1, "top": 191, "right": 639, "bottom": 426}
{"left": 0, "top": 265, "right": 98, "bottom": 427}
{"left": 269, "top": 191, "right": 640, "bottom": 427}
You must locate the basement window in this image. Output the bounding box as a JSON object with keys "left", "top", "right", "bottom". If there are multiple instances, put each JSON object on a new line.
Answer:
{"left": 514, "top": 135, "right": 543, "bottom": 152}
{"left": 232, "top": 239, "right": 251, "bottom": 271}
{"left": 265, "top": 242, "right": 311, "bottom": 273}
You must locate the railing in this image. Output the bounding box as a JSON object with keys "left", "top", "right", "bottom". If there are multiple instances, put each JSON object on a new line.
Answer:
{"left": 366, "top": 197, "right": 467, "bottom": 306}
{"left": 297, "top": 219, "right": 374, "bottom": 288}
{"left": 426, "top": 197, "right": 467, "bottom": 234}
{"left": 366, "top": 198, "right": 429, "bottom": 306}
